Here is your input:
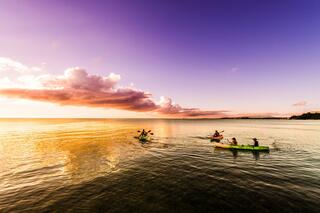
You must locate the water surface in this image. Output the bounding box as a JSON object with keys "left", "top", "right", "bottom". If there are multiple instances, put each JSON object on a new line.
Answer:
{"left": 0, "top": 119, "right": 319, "bottom": 212}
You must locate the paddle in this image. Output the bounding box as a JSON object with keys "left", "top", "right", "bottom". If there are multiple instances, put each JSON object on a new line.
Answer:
{"left": 138, "top": 130, "right": 152, "bottom": 132}
{"left": 137, "top": 130, "right": 154, "bottom": 135}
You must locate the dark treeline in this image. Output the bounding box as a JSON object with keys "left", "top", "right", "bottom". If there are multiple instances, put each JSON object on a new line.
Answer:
{"left": 221, "top": 117, "right": 286, "bottom": 120}
{"left": 290, "top": 112, "right": 320, "bottom": 120}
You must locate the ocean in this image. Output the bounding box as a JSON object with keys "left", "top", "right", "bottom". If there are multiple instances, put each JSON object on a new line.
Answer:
{"left": 0, "top": 119, "right": 319, "bottom": 212}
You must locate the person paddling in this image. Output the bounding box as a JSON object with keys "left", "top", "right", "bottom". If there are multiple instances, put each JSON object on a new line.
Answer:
{"left": 231, "top": 137, "right": 238, "bottom": 145}
{"left": 227, "top": 137, "right": 238, "bottom": 145}
{"left": 210, "top": 130, "right": 224, "bottom": 142}
{"left": 213, "top": 130, "right": 222, "bottom": 137}
{"left": 138, "top": 129, "right": 153, "bottom": 137}
{"left": 253, "top": 138, "right": 259, "bottom": 146}
{"left": 139, "top": 129, "right": 148, "bottom": 137}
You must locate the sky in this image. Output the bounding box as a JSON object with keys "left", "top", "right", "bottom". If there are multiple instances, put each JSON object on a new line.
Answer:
{"left": 0, "top": 0, "right": 319, "bottom": 118}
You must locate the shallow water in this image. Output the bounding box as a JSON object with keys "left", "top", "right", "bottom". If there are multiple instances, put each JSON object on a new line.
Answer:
{"left": 0, "top": 119, "right": 319, "bottom": 212}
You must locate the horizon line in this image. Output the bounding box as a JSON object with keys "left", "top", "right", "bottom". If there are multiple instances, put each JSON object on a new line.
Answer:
{"left": 0, "top": 116, "right": 289, "bottom": 120}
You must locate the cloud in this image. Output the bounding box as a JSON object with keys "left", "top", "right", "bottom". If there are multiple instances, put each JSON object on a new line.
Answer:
{"left": 0, "top": 87, "right": 158, "bottom": 112}
{"left": 0, "top": 59, "right": 227, "bottom": 117}
{"left": 157, "top": 97, "right": 226, "bottom": 117}
{"left": 230, "top": 112, "right": 286, "bottom": 118}
{"left": 42, "top": 67, "right": 120, "bottom": 91}
{"left": 0, "top": 57, "right": 41, "bottom": 75}
{"left": 0, "top": 57, "right": 44, "bottom": 88}
{"left": 0, "top": 68, "right": 157, "bottom": 112}
{"left": 293, "top": 101, "right": 307, "bottom": 107}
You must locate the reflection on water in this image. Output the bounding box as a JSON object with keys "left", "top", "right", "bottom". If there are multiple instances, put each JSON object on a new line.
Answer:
{"left": 215, "top": 149, "right": 267, "bottom": 161}
{"left": 0, "top": 119, "right": 320, "bottom": 212}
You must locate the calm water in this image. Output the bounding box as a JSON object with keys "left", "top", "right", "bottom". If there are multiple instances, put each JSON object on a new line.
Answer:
{"left": 0, "top": 119, "right": 319, "bottom": 212}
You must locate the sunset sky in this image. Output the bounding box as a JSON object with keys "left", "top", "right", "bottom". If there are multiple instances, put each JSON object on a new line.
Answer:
{"left": 0, "top": 0, "right": 319, "bottom": 118}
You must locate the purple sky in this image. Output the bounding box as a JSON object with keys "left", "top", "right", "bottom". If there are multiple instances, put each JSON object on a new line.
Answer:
{"left": 0, "top": 0, "right": 319, "bottom": 117}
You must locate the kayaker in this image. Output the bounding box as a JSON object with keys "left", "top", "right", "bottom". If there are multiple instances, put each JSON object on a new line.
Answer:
{"left": 139, "top": 129, "right": 148, "bottom": 137}
{"left": 231, "top": 137, "right": 238, "bottom": 145}
{"left": 253, "top": 138, "right": 259, "bottom": 146}
{"left": 213, "top": 130, "right": 221, "bottom": 137}
{"left": 139, "top": 129, "right": 153, "bottom": 137}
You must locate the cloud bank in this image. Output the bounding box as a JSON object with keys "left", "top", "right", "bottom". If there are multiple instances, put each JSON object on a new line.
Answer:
{"left": 0, "top": 58, "right": 226, "bottom": 117}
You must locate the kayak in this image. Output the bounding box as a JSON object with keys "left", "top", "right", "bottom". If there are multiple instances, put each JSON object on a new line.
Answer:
{"left": 207, "top": 135, "right": 224, "bottom": 140}
{"left": 212, "top": 142, "right": 269, "bottom": 151}
{"left": 134, "top": 135, "right": 151, "bottom": 142}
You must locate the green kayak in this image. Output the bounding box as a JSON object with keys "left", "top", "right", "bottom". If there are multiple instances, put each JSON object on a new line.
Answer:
{"left": 213, "top": 142, "right": 269, "bottom": 151}
{"left": 134, "top": 135, "right": 151, "bottom": 142}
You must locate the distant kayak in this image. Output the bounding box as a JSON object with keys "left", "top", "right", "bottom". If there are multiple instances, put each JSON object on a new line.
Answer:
{"left": 134, "top": 135, "right": 151, "bottom": 142}
{"left": 212, "top": 142, "right": 269, "bottom": 151}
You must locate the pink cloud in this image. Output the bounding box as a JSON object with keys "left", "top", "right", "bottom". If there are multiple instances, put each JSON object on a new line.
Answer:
{"left": 293, "top": 101, "right": 307, "bottom": 107}
{"left": 0, "top": 67, "right": 227, "bottom": 117}
{"left": 42, "top": 67, "right": 120, "bottom": 91}
{"left": 157, "top": 97, "right": 226, "bottom": 117}
{"left": 230, "top": 112, "right": 287, "bottom": 118}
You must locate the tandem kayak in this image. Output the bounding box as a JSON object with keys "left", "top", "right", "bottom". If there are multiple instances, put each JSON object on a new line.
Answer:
{"left": 212, "top": 142, "right": 269, "bottom": 151}
{"left": 134, "top": 135, "right": 151, "bottom": 142}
